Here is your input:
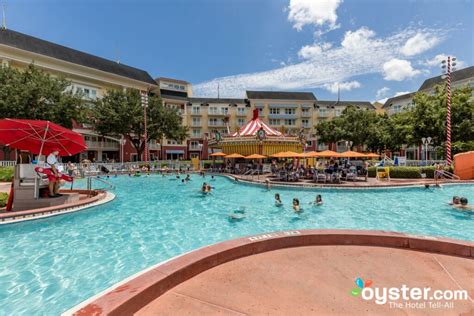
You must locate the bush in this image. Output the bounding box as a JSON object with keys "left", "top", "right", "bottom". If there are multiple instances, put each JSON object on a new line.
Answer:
{"left": 0, "top": 192, "right": 8, "bottom": 207}
{"left": 0, "top": 167, "right": 14, "bottom": 182}
{"left": 368, "top": 166, "right": 452, "bottom": 179}
{"left": 203, "top": 161, "right": 223, "bottom": 169}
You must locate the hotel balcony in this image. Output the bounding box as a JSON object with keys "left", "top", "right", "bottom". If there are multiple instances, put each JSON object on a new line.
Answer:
{"left": 236, "top": 111, "right": 247, "bottom": 117}
{"left": 208, "top": 110, "right": 229, "bottom": 116}
{"left": 85, "top": 140, "right": 119, "bottom": 150}
{"left": 301, "top": 112, "right": 312, "bottom": 118}
{"left": 208, "top": 121, "right": 227, "bottom": 127}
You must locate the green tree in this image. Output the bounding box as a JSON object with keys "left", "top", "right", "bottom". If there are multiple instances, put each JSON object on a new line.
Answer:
{"left": 0, "top": 64, "right": 84, "bottom": 128}
{"left": 338, "top": 106, "right": 380, "bottom": 148}
{"left": 91, "top": 89, "right": 188, "bottom": 160}
{"left": 315, "top": 117, "right": 344, "bottom": 146}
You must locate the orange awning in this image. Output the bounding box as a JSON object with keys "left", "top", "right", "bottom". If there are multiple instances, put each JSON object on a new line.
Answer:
{"left": 364, "top": 153, "right": 381, "bottom": 158}
{"left": 225, "top": 153, "right": 245, "bottom": 159}
{"left": 340, "top": 151, "right": 365, "bottom": 158}
{"left": 312, "top": 150, "right": 343, "bottom": 158}
{"left": 209, "top": 152, "right": 227, "bottom": 157}
{"left": 244, "top": 154, "right": 267, "bottom": 159}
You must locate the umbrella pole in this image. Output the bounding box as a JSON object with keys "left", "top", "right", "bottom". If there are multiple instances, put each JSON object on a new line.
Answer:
{"left": 35, "top": 122, "right": 49, "bottom": 199}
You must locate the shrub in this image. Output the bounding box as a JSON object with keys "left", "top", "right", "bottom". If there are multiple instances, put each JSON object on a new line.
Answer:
{"left": 368, "top": 166, "right": 452, "bottom": 179}
{"left": 0, "top": 192, "right": 8, "bottom": 207}
{"left": 0, "top": 167, "right": 14, "bottom": 182}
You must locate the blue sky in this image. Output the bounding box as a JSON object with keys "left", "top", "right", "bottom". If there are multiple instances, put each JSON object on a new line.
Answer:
{"left": 5, "top": 0, "right": 473, "bottom": 102}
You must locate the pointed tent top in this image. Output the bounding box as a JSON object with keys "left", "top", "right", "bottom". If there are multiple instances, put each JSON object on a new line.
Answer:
{"left": 232, "top": 109, "right": 282, "bottom": 137}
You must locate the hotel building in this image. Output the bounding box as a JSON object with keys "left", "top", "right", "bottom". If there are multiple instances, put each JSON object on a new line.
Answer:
{"left": 1, "top": 28, "right": 376, "bottom": 162}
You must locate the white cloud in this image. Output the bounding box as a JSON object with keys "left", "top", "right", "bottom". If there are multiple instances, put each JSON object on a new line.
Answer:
{"left": 376, "top": 87, "right": 390, "bottom": 100}
{"left": 401, "top": 32, "right": 441, "bottom": 56}
{"left": 287, "top": 0, "right": 342, "bottom": 31}
{"left": 321, "top": 81, "right": 361, "bottom": 93}
{"left": 382, "top": 58, "right": 421, "bottom": 81}
{"left": 193, "top": 26, "right": 446, "bottom": 97}
{"left": 422, "top": 54, "right": 465, "bottom": 68}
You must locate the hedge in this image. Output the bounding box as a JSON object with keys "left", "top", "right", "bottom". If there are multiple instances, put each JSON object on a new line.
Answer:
{"left": 0, "top": 167, "right": 14, "bottom": 182}
{"left": 368, "top": 166, "right": 453, "bottom": 179}
{"left": 0, "top": 192, "right": 8, "bottom": 207}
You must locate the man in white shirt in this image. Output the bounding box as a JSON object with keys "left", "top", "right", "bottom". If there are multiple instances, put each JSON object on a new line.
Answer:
{"left": 46, "top": 148, "right": 61, "bottom": 197}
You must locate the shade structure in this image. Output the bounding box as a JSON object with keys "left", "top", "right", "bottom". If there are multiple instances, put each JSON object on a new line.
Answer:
{"left": 364, "top": 153, "right": 381, "bottom": 158}
{"left": 225, "top": 153, "right": 245, "bottom": 159}
{"left": 313, "top": 150, "right": 343, "bottom": 158}
{"left": 244, "top": 154, "right": 267, "bottom": 159}
{"left": 270, "top": 151, "right": 303, "bottom": 158}
{"left": 232, "top": 110, "right": 282, "bottom": 137}
{"left": 209, "top": 152, "right": 227, "bottom": 157}
{"left": 302, "top": 151, "right": 320, "bottom": 158}
{"left": 340, "top": 151, "right": 365, "bottom": 158}
{"left": 0, "top": 118, "right": 86, "bottom": 156}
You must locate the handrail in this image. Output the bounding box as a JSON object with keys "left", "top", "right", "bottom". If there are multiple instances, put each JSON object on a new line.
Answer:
{"left": 437, "top": 170, "right": 460, "bottom": 180}
{"left": 87, "top": 176, "right": 115, "bottom": 193}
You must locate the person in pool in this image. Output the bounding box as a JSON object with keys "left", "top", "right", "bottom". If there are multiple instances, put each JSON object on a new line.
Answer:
{"left": 185, "top": 174, "right": 191, "bottom": 181}
{"left": 314, "top": 194, "right": 323, "bottom": 206}
{"left": 202, "top": 182, "right": 211, "bottom": 193}
{"left": 452, "top": 197, "right": 474, "bottom": 211}
{"left": 275, "top": 193, "right": 282, "bottom": 206}
{"left": 211, "top": 175, "right": 215, "bottom": 181}
{"left": 293, "top": 198, "right": 300, "bottom": 212}
{"left": 449, "top": 196, "right": 461, "bottom": 205}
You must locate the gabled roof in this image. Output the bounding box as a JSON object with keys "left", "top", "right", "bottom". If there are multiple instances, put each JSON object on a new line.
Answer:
{"left": 317, "top": 100, "right": 375, "bottom": 109}
{"left": 246, "top": 90, "right": 317, "bottom": 101}
{"left": 0, "top": 28, "right": 156, "bottom": 85}
{"left": 418, "top": 66, "right": 474, "bottom": 91}
{"left": 382, "top": 92, "right": 417, "bottom": 109}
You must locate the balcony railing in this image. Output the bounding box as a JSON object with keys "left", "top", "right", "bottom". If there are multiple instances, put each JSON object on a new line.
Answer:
{"left": 85, "top": 140, "right": 120, "bottom": 150}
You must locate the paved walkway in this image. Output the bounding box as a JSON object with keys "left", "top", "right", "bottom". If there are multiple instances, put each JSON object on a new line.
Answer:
{"left": 137, "top": 246, "right": 473, "bottom": 316}
{"left": 0, "top": 182, "right": 11, "bottom": 193}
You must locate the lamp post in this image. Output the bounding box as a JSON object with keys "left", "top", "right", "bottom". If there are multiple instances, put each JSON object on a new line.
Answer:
{"left": 441, "top": 57, "right": 456, "bottom": 166}
{"left": 140, "top": 91, "right": 149, "bottom": 163}
{"left": 421, "top": 137, "right": 432, "bottom": 163}
{"left": 120, "top": 136, "right": 126, "bottom": 164}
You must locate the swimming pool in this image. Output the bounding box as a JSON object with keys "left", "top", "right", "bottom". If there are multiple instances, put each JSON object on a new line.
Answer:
{"left": 0, "top": 175, "right": 473, "bottom": 315}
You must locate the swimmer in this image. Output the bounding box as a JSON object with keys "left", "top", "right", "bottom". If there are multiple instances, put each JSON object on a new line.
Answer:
{"left": 449, "top": 196, "right": 461, "bottom": 205}
{"left": 314, "top": 194, "right": 323, "bottom": 206}
{"left": 452, "top": 197, "right": 474, "bottom": 211}
{"left": 293, "top": 198, "right": 300, "bottom": 213}
{"left": 201, "top": 182, "right": 211, "bottom": 194}
{"left": 181, "top": 179, "right": 185, "bottom": 184}
{"left": 211, "top": 175, "right": 215, "bottom": 181}
{"left": 275, "top": 193, "right": 283, "bottom": 207}
{"left": 185, "top": 174, "right": 191, "bottom": 181}
{"left": 228, "top": 213, "right": 245, "bottom": 221}
{"left": 424, "top": 184, "right": 430, "bottom": 189}
{"left": 176, "top": 175, "right": 180, "bottom": 180}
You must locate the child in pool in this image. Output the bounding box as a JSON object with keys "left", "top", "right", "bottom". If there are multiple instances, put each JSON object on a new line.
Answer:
{"left": 275, "top": 193, "right": 283, "bottom": 206}
{"left": 293, "top": 198, "right": 300, "bottom": 212}
{"left": 452, "top": 197, "right": 474, "bottom": 211}
{"left": 314, "top": 194, "right": 323, "bottom": 206}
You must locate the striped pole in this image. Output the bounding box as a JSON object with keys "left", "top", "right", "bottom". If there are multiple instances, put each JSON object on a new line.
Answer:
{"left": 446, "top": 57, "right": 452, "bottom": 166}
{"left": 141, "top": 91, "right": 149, "bottom": 163}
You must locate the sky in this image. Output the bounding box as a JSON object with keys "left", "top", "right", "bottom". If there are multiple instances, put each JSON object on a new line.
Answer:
{"left": 4, "top": 0, "right": 473, "bottom": 102}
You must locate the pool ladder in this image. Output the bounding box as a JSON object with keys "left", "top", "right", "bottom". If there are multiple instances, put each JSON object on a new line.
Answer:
{"left": 86, "top": 176, "right": 116, "bottom": 193}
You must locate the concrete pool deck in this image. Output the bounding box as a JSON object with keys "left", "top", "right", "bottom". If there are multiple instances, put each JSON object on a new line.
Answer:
{"left": 70, "top": 230, "right": 474, "bottom": 316}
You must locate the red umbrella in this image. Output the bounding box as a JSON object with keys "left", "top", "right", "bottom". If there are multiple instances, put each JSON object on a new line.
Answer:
{"left": 0, "top": 119, "right": 86, "bottom": 156}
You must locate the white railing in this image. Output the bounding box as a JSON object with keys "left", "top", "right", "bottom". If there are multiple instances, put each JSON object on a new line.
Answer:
{"left": 85, "top": 140, "right": 120, "bottom": 149}
{"left": 0, "top": 161, "right": 16, "bottom": 167}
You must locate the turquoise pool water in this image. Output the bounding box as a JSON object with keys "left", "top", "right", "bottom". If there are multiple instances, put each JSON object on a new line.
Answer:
{"left": 0, "top": 175, "right": 473, "bottom": 315}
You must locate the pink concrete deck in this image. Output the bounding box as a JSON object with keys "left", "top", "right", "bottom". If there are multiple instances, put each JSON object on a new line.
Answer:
{"left": 138, "top": 246, "right": 474, "bottom": 315}
{"left": 71, "top": 230, "right": 474, "bottom": 316}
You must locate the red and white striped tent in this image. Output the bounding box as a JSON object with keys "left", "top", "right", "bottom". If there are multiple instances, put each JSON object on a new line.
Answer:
{"left": 232, "top": 109, "right": 282, "bottom": 137}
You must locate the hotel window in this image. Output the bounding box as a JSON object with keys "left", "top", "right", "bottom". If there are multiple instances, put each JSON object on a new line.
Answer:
{"left": 269, "top": 108, "right": 280, "bottom": 114}
{"left": 209, "top": 118, "right": 218, "bottom": 126}
{"left": 192, "top": 106, "right": 200, "bottom": 114}
{"left": 192, "top": 129, "right": 201, "bottom": 137}
{"left": 237, "top": 108, "right": 246, "bottom": 115}
{"left": 302, "top": 119, "right": 310, "bottom": 127}
{"left": 269, "top": 119, "right": 280, "bottom": 125}
{"left": 284, "top": 108, "right": 296, "bottom": 115}
{"left": 209, "top": 107, "right": 218, "bottom": 114}
{"left": 238, "top": 118, "right": 245, "bottom": 126}
{"left": 221, "top": 107, "right": 228, "bottom": 115}
{"left": 319, "top": 108, "right": 327, "bottom": 117}
{"left": 257, "top": 108, "right": 264, "bottom": 116}
{"left": 302, "top": 108, "right": 310, "bottom": 116}
{"left": 192, "top": 117, "right": 201, "bottom": 126}
{"left": 285, "top": 119, "right": 295, "bottom": 126}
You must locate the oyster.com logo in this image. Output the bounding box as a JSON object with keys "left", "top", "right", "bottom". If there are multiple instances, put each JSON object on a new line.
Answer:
{"left": 351, "top": 277, "right": 372, "bottom": 297}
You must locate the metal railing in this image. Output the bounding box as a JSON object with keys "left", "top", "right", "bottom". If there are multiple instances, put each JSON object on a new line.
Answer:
{"left": 0, "top": 161, "right": 16, "bottom": 167}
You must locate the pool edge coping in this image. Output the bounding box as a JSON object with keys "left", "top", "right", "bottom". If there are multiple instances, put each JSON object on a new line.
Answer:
{"left": 64, "top": 229, "right": 474, "bottom": 316}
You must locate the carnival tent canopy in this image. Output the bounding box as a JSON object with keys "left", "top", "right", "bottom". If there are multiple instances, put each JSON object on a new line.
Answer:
{"left": 232, "top": 109, "right": 282, "bottom": 137}
{"left": 244, "top": 154, "right": 267, "bottom": 159}
{"left": 225, "top": 153, "right": 245, "bottom": 159}
{"left": 210, "top": 152, "right": 227, "bottom": 157}
{"left": 340, "top": 151, "right": 365, "bottom": 158}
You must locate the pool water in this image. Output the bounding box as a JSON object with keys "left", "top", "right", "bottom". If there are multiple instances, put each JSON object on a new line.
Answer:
{"left": 0, "top": 175, "right": 473, "bottom": 315}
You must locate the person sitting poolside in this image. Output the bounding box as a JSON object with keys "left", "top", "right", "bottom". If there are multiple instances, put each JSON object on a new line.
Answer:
{"left": 293, "top": 198, "right": 301, "bottom": 213}
{"left": 452, "top": 197, "right": 474, "bottom": 211}
{"left": 275, "top": 193, "right": 283, "bottom": 207}
{"left": 314, "top": 194, "right": 323, "bottom": 206}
